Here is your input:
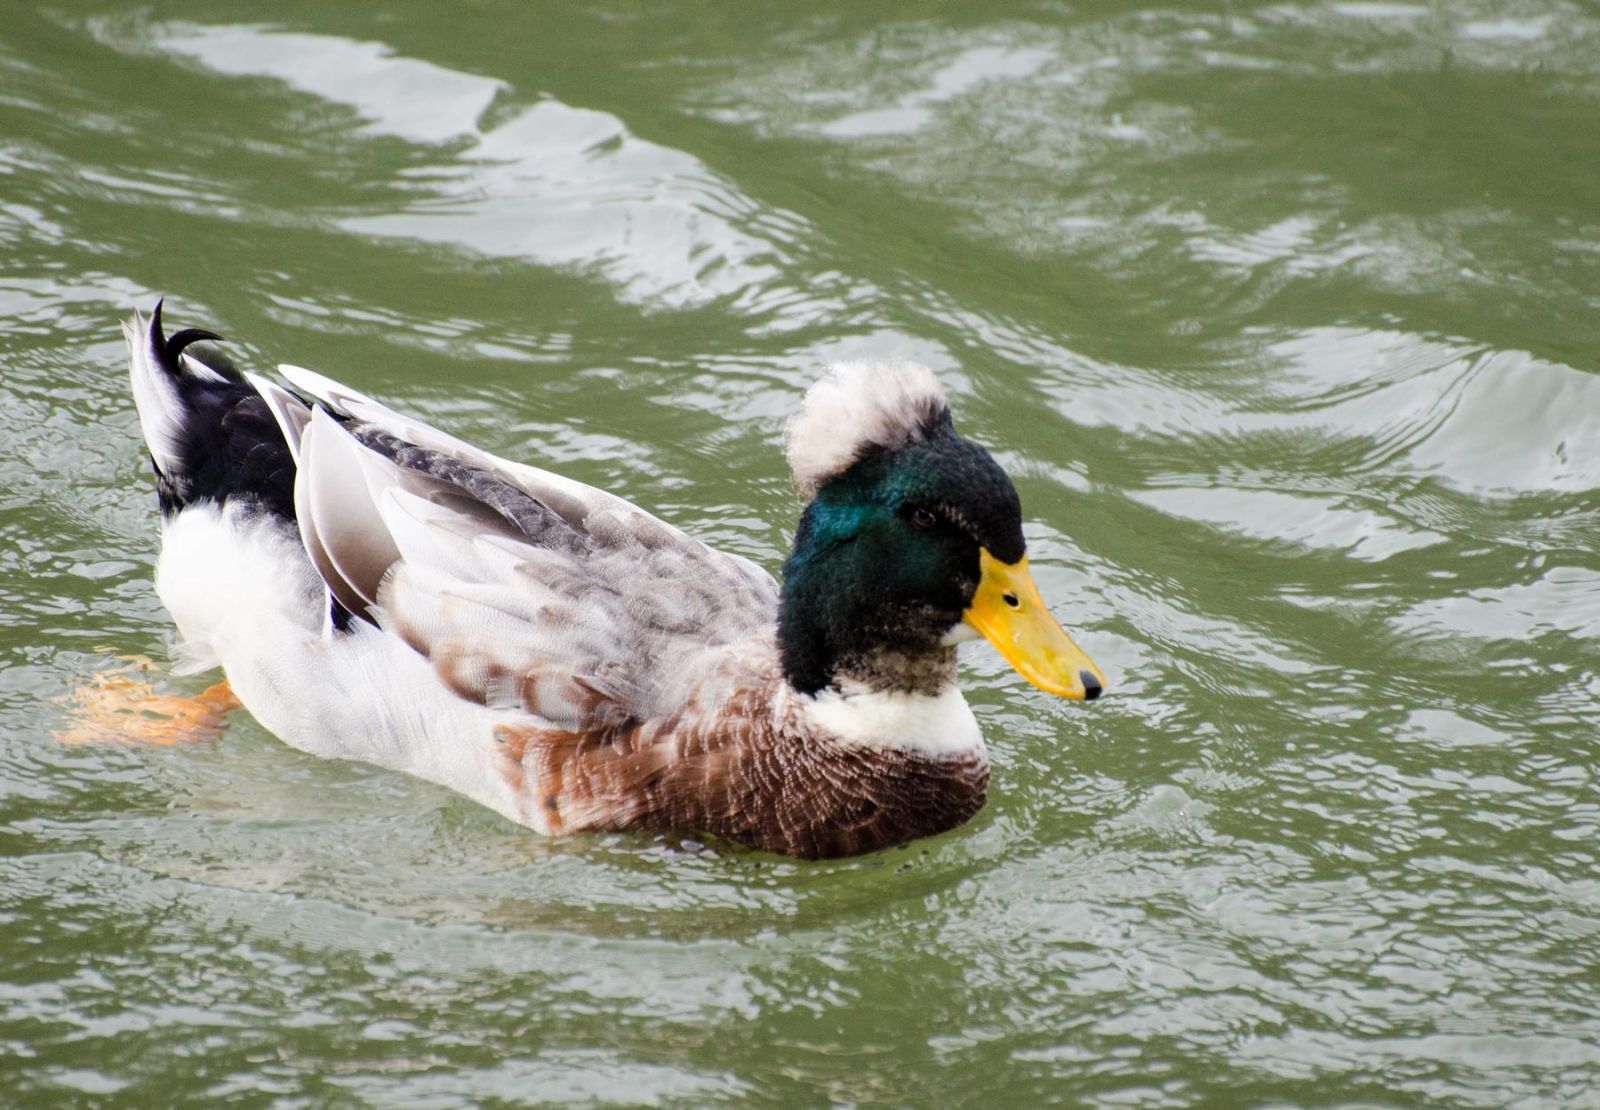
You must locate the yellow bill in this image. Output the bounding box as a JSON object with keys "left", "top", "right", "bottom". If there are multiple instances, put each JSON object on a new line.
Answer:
{"left": 963, "top": 549, "right": 1106, "bottom": 700}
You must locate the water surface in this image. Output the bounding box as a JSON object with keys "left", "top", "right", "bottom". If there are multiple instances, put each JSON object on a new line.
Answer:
{"left": 3, "top": 2, "right": 1598, "bottom": 1106}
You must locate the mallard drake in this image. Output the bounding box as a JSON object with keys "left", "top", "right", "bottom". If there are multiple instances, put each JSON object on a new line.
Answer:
{"left": 124, "top": 302, "right": 1104, "bottom": 859}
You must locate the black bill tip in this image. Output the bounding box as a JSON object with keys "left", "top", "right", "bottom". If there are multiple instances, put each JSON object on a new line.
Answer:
{"left": 1080, "top": 670, "right": 1102, "bottom": 700}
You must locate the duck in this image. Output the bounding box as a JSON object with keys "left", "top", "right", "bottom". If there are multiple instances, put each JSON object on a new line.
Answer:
{"left": 123, "top": 301, "right": 1105, "bottom": 859}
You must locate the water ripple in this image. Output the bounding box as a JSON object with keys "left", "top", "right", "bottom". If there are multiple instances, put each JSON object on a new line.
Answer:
{"left": 2, "top": 3, "right": 1597, "bottom": 1105}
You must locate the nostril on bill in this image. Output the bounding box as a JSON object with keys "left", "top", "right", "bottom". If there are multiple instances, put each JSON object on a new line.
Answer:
{"left": 1080, "top": 670, "right": 1102, "bottom": 700}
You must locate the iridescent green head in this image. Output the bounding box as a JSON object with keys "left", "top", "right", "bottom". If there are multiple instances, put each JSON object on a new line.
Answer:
{"left": 778, "top": 361, "right": 1104, "bottom": 700}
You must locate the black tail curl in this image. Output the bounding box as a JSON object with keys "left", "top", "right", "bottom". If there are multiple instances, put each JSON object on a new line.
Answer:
{"left": 151, "top": 297, "right": 234, "bottom": 381}
{"left": 142, "top": 300, "right": 296, "bottom": 523}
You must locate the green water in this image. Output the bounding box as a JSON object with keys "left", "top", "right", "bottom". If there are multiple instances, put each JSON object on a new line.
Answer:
{"left": 3, "top": 2, "right": 1598, "bottom": 1105}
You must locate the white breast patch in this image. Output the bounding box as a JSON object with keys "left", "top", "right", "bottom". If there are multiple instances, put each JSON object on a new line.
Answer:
{"left": 800, "top": 682, "right": 985, "bottom": 756}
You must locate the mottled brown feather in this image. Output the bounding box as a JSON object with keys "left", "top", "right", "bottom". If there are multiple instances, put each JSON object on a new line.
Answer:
{"left": 493, "top": 665, "right": 988, "bottom": 859}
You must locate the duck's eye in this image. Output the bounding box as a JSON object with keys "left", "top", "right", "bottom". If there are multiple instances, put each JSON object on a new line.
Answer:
{"left": 910, "top": 506, "right": 938, "bottom": 530}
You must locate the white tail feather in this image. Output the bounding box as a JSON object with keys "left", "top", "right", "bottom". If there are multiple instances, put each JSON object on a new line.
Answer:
{"left": 125, "top": 310, "right": 187, "bottom": 476}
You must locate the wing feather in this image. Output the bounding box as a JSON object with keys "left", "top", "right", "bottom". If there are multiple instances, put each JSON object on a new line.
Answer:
{"left": 243, "top": 372, "right": 311, "bottom": 466}
{"left": 283, "top": 369, "right": 780, "bottom": 727}
{"left": 299, "top": 409, "right": 402, "bottom": 617}
{"left": 281, "top": 361, "right": 774, "bottom": 596}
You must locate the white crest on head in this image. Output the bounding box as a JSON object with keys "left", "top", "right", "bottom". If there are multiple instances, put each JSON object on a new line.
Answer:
{"left": 785, "top": 360, "right": 950, "bottom": 499}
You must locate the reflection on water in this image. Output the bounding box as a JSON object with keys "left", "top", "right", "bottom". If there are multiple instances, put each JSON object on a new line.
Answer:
{"left": 156, "top": 21, "right": 865, "bottom": 323}
{"left": 2, "top": 1, "right": 1598, "bottom": 1105}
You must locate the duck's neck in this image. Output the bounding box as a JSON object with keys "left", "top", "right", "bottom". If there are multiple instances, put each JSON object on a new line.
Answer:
{"left": 778, "top": 526, "right": 962, "bottom": 697}
{"left": 778, "top": 476, "right": 980, "bottom": 697}
{"left": 780, "top": 629, "right": 951, "bottom": 698}
{"left": 824, "top": 645, "right": 959, "bottom": 697}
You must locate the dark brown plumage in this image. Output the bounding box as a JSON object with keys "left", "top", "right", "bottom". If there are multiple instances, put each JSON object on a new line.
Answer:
{"left": 495, "top": 672, "right": 989, "bottom": 859}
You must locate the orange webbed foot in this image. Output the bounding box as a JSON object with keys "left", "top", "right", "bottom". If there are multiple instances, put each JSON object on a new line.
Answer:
{"left": 55, "top": 656, "right": 240, "bottom": 746}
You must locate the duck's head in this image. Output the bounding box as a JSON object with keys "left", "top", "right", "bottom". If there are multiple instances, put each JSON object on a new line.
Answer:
{"left": 778, "top": 360, "right": 1105, "bottom": 701}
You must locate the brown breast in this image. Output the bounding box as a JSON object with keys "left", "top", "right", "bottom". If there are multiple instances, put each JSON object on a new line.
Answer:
{"left": 494, "top": 681, "right": 990, "bottom": 859}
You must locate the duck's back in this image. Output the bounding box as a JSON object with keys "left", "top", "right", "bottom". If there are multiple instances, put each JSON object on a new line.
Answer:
{"left": 127, "top": 305, "right": 780, "bottom": 752}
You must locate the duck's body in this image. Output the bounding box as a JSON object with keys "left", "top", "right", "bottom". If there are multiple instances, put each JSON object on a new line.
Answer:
{"left": 125, "top": 304, "right": 1101, "bottom": 858}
